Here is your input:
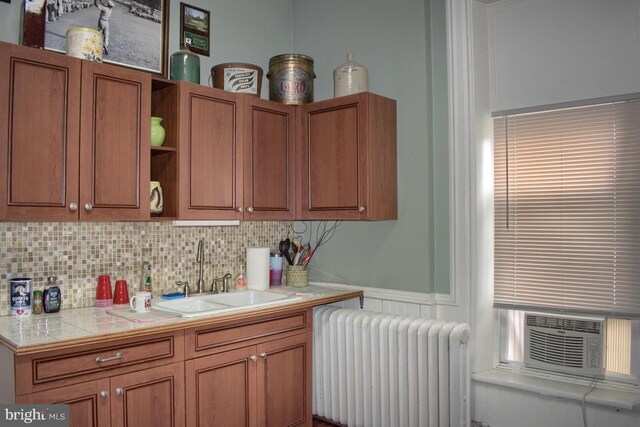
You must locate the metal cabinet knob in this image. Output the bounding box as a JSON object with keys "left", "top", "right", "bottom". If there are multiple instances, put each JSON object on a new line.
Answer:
{"left": 259, "top": 352, "right": 267, "bottom": 359}
{"left": 237, "top": 207, "right": 244, "bottom": 213}
{"left": 250, "top": 355, "right": 257, "bottom": 362}
{"left": 358, "top": 206, "right": 366, "bottom": 213}
{"left": 115, "top": 388, "right": 124, "bottom": 396}
{"left": 84, "top": 203, "right": 93, "bottom": 211}
{"left": 247, "top": 207, "right": 254, "bottom": 213}
{"left": 69, "top": 202, "right": 78, "bottom": 211}
{"left": 100, "top": 391, "right": 108, "bottom": 398}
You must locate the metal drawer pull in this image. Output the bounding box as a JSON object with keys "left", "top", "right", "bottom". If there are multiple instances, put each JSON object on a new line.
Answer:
{"left": 260, "top": 352, "right": 267, "bottom": 359}
{"left": 100, "top": 391, "right": 108, "bottom": 398}
{"left": 95, "top": 351, "right": 122, "bottom": 364}
{"left": 69, "top": 203, "right": 78, "bottom": 211}
{"left": 84, "top": 203, "right": 93, "bottom": 211}
{"left": 250, "top": 355, "right": 257, "bottom": 362}
{"left": 115, "top": 388, "right": 124, "bottom": 396}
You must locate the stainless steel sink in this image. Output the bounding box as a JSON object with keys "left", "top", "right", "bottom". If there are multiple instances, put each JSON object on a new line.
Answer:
{"left": 153, "top": 290, "right": 301, "bottom": 318}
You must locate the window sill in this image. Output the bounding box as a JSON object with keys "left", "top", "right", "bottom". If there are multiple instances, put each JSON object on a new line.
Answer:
{"left": 472, "top": 368, "right": 640, "bottom": 411}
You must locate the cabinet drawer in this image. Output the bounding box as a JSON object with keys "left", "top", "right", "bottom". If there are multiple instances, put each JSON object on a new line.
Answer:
{"left": 16, "top": 331, "right": 184, "bottom": 395}
{"left": 188, "top": 309, "right": 310, "bottom": 358}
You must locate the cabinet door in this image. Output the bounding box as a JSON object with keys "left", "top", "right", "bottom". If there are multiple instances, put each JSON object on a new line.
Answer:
{"left": 300, "top": 96, "right": 368, "bottom": 220}
{"left": 110, "top": 362, "right": 184, "bottom": 427}
{"left": 178, "top": 84, "right": 243, "bottom": 220}
{"left": 17, "top": 378, "right": 111, "bottom": 427}
{"left": 185, "top": 346, "right": 257, "bottom": 427}
{"left": 256, "top": 333, "right": 312, "bottom": 427}
{"left": 243, "top": 97, "right": 296, "bottom": 220}
{"left": 79, "top": 61, "right": 150, "bottom": 221}
{"left": 0, "top": 42, "right": 81, "bottom": 220}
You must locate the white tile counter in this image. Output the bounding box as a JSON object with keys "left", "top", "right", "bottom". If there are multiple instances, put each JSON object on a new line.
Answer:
{"left": 0, "top": 285, "right": 362, "bottom": 351}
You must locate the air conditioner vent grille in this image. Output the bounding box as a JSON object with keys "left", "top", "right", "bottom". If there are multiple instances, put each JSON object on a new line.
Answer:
{"left": 529, "top": 330, "right": 585, "bottom": 368}
{"left": 524, "top": 312, "right": 604, "bottom": 376}
{"left": 526, "top": 314, "right": 601, "bottom": 334}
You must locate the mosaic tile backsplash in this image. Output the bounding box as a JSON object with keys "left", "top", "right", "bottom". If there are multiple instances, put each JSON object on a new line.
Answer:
{"left": 0, "top": 221, "right": 292, "bottom": 316}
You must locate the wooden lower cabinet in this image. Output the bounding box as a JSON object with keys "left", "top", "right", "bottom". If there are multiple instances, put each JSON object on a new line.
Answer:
{"left": 110, "top": 362, "right": 185, "bottom": 427}
{"left": 185, "top": 333, "right": 311, "bottom": 427}
{"left": 18, "top": 362, "right": 184, "bottom": 427}
{"left": 256, "top": 333, "right": 312, "bottom": 427}
{"left": 19, "top": 379, "right": 111, "bottom": 427}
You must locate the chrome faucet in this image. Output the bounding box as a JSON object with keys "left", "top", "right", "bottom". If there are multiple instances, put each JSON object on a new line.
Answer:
{"left": 211, "top": 273, "right": 233, "bottom": 293}
{"left": 196, "top": 239, "right": 205, "bottom": 293}
{"left": 177, "top": 281, "right": 191, "bottom": 297}
{"left": 222, "top": 273, "right": 232, "bottom": 293}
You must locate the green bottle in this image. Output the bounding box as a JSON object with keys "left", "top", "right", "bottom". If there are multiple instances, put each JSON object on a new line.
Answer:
{"left": 170, "top": 44, "right": 200, "bottom": 84}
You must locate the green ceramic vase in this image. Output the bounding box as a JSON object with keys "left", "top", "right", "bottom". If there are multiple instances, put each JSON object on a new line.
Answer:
{"left": 150, "top": 117, "right": 166, "bottom": 147}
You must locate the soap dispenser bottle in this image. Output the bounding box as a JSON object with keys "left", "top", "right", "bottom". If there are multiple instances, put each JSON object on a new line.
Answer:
{"left": 43, "top": 276, "right": 61, "bottom": 313}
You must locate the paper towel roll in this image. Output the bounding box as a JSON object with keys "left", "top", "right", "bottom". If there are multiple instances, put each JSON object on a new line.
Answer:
{"left": 246, "top": 247, "right": 270, "bottom": 291}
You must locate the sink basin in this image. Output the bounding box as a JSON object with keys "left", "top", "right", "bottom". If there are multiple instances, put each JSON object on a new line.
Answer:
{"left": 153, "top": 298, "right": 229, "bottom": 314}
{"left": 153, "top": 290, "right": 301, "bottom": 318}
{"left": 200, "top": 290, "right": 290, "bottom": 307}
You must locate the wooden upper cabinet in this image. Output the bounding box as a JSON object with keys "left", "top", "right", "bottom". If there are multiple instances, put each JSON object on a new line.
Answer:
{"left": 299, "top": 92, "right": 397, "bottom": 220}
{"left": 0, "top": 42, "right": 151, "bottom": 221}
{"left": 79, "top": 61, "right": 150, "bottom": 221}
{"left": 178, "top": 83, "right": 243, "bottom": 220}
{"left": 243, "top": 97, "right": 296, "bottom": 220}
{"left": 0, "top": 42, "right": 81, "bottom": 220}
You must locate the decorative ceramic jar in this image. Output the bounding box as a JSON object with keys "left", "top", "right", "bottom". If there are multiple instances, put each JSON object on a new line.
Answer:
{"left": 150, "top": 116, "right": 166, "bottom": 147}
{"left": 150, "top": 181, "right": 163, "bottom": 215}
{"left": 65, "top": 27, "right": 104, "bottom": 63}
{"left": 169, "top": 45, "right": 200, "bottom": 84}
{"left": 333, "top": 53, "right": 369, "bottom": 97}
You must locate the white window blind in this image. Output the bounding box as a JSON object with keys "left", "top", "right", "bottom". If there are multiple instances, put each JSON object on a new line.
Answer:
{"left": 494, "top": 100, "right": 640, "bottom": 317}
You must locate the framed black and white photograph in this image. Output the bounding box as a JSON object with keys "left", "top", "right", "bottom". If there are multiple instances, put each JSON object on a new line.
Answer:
{"left": 24, "top": 0, "right": 169, "bottom": 75}
{"left": 180, "top": 2, "right": 209, "bottom": 56}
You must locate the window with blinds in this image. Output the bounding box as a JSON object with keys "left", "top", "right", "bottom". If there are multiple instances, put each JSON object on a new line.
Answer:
{"left": 493, "top": 99, "right": 640, "bottom": 317}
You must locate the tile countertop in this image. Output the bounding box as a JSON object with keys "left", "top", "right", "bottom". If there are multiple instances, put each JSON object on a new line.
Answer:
{"left": 0, "top": 285, "right": 362, "bottom": 353}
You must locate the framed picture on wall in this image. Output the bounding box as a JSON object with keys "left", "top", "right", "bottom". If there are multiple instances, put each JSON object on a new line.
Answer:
{"left": 22, "top": 0, "right": 169, "bottom": 76}
{"left": 180, "top": 2, "right": 209, "bottom": 56}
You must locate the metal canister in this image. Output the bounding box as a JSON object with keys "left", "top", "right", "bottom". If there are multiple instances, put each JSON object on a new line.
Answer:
{"left": 267, "top": 54, "right": 315, "bottom": 105}
{"left": 10, "top": 278, "right": 31, "bottom": 317}
{"left": 65, "top": 27, "right": 104, "bottom": 63}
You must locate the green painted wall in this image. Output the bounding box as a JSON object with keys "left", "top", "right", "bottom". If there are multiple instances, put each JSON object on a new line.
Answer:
{"left": 291, "top": 0, "right": 441, "bottom": 294}
{"left": 430, "top": 0, "right": 451, "bottom": 294}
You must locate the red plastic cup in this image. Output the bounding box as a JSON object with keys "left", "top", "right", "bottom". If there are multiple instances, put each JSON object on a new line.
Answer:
{"left": 113, "top": 279, "right": 130, "bottom": 305}
{"left": 96, "top": 275, "right": 112, "bottom": 300}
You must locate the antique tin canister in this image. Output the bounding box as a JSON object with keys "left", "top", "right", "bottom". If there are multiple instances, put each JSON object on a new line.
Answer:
{"left": 10, "top": 278, "right": 31, "bottom": 318}
{"left": 267, "top": 54, "right": 315, "bottom": 104}
{"left": 211, "top": 63, "right": 263, "bottom": 96}
{"left": 65, "top": 27, "right": 104, "bottom": 62}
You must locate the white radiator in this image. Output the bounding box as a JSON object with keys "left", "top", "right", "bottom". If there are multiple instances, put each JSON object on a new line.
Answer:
{"left": 312, "top": 307, "right": 470, "bottom": 427}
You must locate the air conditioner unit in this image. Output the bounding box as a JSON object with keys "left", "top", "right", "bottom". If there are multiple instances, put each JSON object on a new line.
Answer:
{"left": 524, "top": 312, "right": 605, "bottom": 376}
